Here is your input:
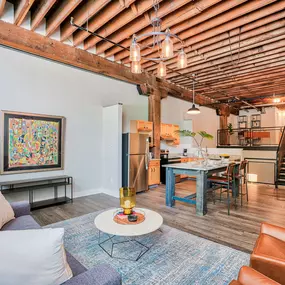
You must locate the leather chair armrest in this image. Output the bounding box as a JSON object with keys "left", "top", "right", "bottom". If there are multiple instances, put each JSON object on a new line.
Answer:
{"left": 260, "top": 222, "right": 285, "bottom": 242}
{"left": 238, "top": 266, "right": 280, "bottom": 285}
{"left": 10, "top": 201, "right": 31, "bottom": 217}
{"left": 250, "top": 254, "right": 285, "bottom": 284}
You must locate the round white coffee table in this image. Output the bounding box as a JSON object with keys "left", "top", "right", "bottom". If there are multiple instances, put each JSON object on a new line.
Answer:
{"left": 94, "top": 208, "right": 163, "bottom": 261}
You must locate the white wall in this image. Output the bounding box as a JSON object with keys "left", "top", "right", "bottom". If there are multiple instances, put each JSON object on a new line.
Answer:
{"left": 239, "top": 107, "right": 277, "bottom": 127}
{"left": 0, "top": 46, "right": 145, "bottom": 200}
{"left": 160, "top": 96, "right": 219, "bottom": 153}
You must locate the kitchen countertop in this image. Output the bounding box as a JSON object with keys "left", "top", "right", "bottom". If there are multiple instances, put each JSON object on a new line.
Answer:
{"left": 163, "top": 161, "right": 239, "bottom": 171}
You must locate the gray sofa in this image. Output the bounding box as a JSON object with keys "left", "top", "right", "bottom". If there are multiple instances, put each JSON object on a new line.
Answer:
{"left": 1, "top": 201, "right": 122, "bottom": 285}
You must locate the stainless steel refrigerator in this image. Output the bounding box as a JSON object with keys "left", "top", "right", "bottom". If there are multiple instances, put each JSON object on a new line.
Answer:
{"left": 122, "top": 133, "right": 149, "bottom": 193}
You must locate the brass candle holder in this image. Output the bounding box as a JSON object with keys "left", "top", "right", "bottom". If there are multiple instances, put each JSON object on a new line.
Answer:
{"left": 119, "top": 187, "right": 136, "bottom": 215}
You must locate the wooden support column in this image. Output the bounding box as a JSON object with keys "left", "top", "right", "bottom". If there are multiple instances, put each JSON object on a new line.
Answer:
{"left": 148, "top": 89, "right": 162, "bottom": 159}
{"left": 218, "top": 104, "right": 230, "bottom": 146}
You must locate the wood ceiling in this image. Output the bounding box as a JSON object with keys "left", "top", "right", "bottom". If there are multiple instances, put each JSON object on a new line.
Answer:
{"left": 1, "top": 0, "right": 285, "bottom": 110}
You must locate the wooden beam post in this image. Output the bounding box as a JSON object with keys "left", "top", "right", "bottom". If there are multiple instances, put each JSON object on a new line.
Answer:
{"left": 148, "top": 89, "right": 162, "bottom": 159}
{"left": 218, "top": 104, "right": 230, "bottom": 145}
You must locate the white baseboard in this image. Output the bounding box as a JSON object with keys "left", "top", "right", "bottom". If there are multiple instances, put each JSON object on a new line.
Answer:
{"left": 99, "top": 187, "right": 120, "bottom": 198}
{"left": 73, "top": 188, "right": 101, "bottom": 198}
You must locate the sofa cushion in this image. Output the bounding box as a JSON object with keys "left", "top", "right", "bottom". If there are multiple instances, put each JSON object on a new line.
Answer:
{"left": 1, "top": 215, "right": 41, "bottom": 231}
{"left": 63, "top": 264, "right": 122, "bottom": 285}
{"left": 0, "top": 228, "right": 73, "bottom": 285}
{"left": 0, "top": 192, "right": 15, "bottom": 229}
{"left": 66, "top": 251, "right": 87, "bottom": 277}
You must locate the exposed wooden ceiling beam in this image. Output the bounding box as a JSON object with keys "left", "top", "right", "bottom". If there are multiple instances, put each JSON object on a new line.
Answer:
{"left": 0, "top": 20, "right": 214, "bottom": 107}
{"left": 73, "top": 0, "right": 136, "bottom": 47}
{"left": 0, "top": 0, "right": 6, "bottom": 16}
{"left": 144, "top": 16, "right": 285, "bottom": 72}
{"left": 46, "top": 0, "right": 82, "bottom": 37}
{"left": 117, "top": 0, "right": 277, "bottom": 63}
{"left": 31, "top": 0, "right": 56, "bottom": 31}
{"left": 14, "top": 0, "right": 35, "bottom": 26}
{"left": 60, "top": 0, "right": 111, "bottom": 42}
{"left": 94, "top": 0, "right": 209, "bottom": 54}
{"left": 84, "top": 0, "right": 164, "bottom": 50}
{"left": 168, "top": 35, "right": 285, "bottom": 80}
{"left": 195, "top": 70, "right": 285, "bottom": 91}
{"left": 105, "top": 0, "right": 232, "bottom": 59}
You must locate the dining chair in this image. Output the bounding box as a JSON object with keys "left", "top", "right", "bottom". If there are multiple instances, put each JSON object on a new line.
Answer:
{"left": 208, "top": 162, "right": 236, "bottom": 215}
{"left": 236, "top": 160, "right": 248, "bottom": 206}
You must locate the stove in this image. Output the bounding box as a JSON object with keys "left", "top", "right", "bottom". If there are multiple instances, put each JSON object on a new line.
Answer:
{"left": 160, "top": 153, "right": 181, "bottom": 184}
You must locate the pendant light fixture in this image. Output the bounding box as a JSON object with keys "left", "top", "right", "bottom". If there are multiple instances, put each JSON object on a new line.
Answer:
{"left": 128, "top": 1, "right": 185, "bottom": 77}
{"left": 177, "top": 49, "right": 187, "bottom": 69}
{"left": 131, "top": 61, "right": 142, "bottom": 74}
{"left": 187, "top": 76, "right": 200, "bottom": 115}
{"left": 161, "top": 29, "right": 174, "bottom": 58}
{"left": 129, "top": 37, "right": 141, "bottom": 62}
{"left": 157, "top": 61, "right": 166, "bottom": 77}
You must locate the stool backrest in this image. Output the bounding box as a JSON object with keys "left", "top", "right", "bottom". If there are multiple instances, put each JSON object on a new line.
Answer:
{"left": 239, "top": 160, "right": 247, "bottom": 173}
{"left": 226, "top": 163, "right": 236, "bottom": 178}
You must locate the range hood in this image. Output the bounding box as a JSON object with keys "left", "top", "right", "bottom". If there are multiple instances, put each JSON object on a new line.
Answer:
{"left": 160, "top": 135, "right": 175, "bottom": 141}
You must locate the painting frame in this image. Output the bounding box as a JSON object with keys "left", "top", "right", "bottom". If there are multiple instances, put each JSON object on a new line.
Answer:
{"left": 1, "top": 111, "right": 65, "bottom": 174}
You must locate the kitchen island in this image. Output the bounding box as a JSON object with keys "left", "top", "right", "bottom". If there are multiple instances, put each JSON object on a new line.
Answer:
{"left": 163, "top": 162, "right": 240, "bottom": 216}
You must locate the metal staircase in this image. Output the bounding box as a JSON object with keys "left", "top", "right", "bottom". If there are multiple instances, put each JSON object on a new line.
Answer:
{"left": 276, "top": 127, "right": 285, "bottom": 187}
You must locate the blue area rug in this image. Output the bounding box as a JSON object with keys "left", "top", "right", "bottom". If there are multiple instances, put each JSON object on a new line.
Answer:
{"left": 46, "top": 211, "right": 249, "bottom": 285}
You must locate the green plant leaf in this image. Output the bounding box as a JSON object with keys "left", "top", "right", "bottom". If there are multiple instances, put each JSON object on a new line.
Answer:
{"left": 197, "top": 131, "right": 214, "bottom": 140}
{"left": 175, "top": 130, "right": 196, "bottom": 137}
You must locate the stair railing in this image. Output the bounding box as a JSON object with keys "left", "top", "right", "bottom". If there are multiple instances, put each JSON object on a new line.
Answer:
{"left": 276, "top": 127, "right": 285, "bottom": 187}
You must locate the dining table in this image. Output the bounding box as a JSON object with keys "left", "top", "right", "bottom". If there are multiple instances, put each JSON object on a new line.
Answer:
{"left": 163, "top": 161, "right": 240, "bottom": 216}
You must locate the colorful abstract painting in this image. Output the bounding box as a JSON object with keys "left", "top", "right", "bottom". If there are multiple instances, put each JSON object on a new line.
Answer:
{"left": 2, "top": 112, "right": 64, "bottom": 173}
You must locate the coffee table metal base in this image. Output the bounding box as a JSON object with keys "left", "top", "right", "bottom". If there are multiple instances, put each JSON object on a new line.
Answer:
{"left": 98, "top": 230, "right": 161, "bottom": 261}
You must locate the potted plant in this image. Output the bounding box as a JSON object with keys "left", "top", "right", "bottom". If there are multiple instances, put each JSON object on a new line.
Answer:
{"left": 176, "top": 130, "right": 213, "bottom": 161}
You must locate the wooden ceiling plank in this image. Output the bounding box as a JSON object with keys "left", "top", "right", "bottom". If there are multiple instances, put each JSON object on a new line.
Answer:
{"left": 173, "top": 50, "right": 285, "bottom": 86}
{"left": 60, "top": 0, "right": 111, "bottom": 42}
{"left": 144, "top": 16, "right": 285, "bottom": 72}
{"left": 195, "top": 71, "right": 285, "bottom": 91}
{"left": 107, "top": 0, "right": 243, "bottom": 59}
{"left": 186, "top": 66, "right": 285, "bottom": 90}
{"left": 118, "top": 0, "right": 276, "bottom": 63}
{"left": 14, "top": 0, "right": 36, "bottom": 26}
{"left": 172, "top": 51, "right": 285, "bottom": 85}
{"left": 46, "top": 0, "right": 83, "bottom": 37}
{"left": 84, "top": 0, "right": 164, "bottom": 50}
{"left": 73, "top": 0, "right": 136, "bottom": 47}
{"left": 0, "top": 0, "right": 6, "bottom": 16}
{"left": 31, "top": 0, "right": 56, "bottom": 31}
{"left": 94, "top": 0, "right": 220, "bottom": 54}
{"left": 165, "top": 36, "right": 285, "bottom": 81}
{"left": 0, "top": 20, "right": 214, "bottom": 107}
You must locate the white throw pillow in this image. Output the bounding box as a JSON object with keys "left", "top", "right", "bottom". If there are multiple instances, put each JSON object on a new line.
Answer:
{"left": 0, "top": 228, "right": 73, "bottom": 285}
{"left": 0, "top": 192, "right": 14, "bottom": 229}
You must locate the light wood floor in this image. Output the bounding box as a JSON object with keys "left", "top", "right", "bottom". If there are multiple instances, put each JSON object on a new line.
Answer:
{"left": 32, "top": 181, "right": 285, "bottom": 253}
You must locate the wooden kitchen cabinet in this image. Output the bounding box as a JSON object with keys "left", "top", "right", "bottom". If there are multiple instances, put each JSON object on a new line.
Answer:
{"left": 172, "top": 124, "right": 180, "bottom": 145}
{"left": 130, "top": 120, "right": 153, "bottom": 146}
{"left": 148, "top": 160, "right": 160, "bottom": 186}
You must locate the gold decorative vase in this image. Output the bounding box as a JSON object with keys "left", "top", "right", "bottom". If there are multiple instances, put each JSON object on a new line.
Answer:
{"left": 119, "top": 187, "right": 136, "bottom": 215}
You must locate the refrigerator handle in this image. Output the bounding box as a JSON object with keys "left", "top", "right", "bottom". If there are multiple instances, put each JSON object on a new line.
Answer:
{"left": 145, "top": 138, "right": 149, "bottom": 170}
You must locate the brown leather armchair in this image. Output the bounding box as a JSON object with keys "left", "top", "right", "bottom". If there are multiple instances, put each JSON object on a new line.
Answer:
{"left": 250, "top": 222, "right": 285, "bottom": 284}
{"left": 229, "top": 266, "right": 280, "bottom": 285}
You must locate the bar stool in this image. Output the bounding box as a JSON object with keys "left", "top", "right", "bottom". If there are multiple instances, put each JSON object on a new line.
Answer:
{"left": 208, "top": 163, "right": 236, "bottom": 215}
{"left": 236, "top": 160, "right": 248, "bottom": 206}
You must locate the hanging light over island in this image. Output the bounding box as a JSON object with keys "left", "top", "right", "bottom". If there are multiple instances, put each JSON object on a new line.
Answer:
{"left": 187, "top": 75, "right": 200, "bottom": 115}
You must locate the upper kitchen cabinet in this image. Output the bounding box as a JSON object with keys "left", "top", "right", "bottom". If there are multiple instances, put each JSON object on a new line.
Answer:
{"left": 161, "top": 123, "right": 180, "bottom": 145}
{"left": 172, "top": 125, "right": 180, "bottom": 145}
{"left": 130, "top": 120, "right": 154, "bottom": 146}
